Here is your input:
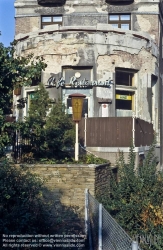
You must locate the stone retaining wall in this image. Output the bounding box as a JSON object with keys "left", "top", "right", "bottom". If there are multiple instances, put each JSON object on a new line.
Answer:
{"left": 19, "top": 163, "right": 111, "bottom": 217}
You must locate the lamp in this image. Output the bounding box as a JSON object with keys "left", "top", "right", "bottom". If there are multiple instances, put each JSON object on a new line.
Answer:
{"left": 69, "top": 93, "right": 86, "bottom": 161}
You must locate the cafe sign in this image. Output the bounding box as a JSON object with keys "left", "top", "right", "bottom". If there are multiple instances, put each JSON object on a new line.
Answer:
{"left": 47, "top": 75, "right": 113, "bottom": 89}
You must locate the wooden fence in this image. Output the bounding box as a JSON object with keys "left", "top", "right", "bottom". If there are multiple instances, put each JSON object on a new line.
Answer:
{"left": 79, "top": 117, "right": 154, "bottom": 147}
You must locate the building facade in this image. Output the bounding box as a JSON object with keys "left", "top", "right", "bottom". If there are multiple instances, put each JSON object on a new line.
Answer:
{"left": 14, "top": 0, "right": 161, "bottom": 165}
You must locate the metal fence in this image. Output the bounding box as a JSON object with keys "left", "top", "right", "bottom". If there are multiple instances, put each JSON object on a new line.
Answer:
{"left": 12, "top": 131, "right": 32, "bottom": 162}
{"left": 85, "top": 189, "right": 142, "bottom": 250}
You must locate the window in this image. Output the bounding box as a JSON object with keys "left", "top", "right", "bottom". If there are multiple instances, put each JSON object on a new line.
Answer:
{"left": 41, "top": 16, "right": 62, "bottom": 29}
{"left": 31, "top": 75, "right": 41, "bottom": 86}
{"left": 109, "top": 14, "right": 131, "bottom": 30}
{"left": 116, "top": 90, "right": 133, "bottom": 110}
{"left": 116, "top": 71, "right": 134, "bottom": 86}
{"left": 115, "top": 70, "right": 136, "bottom": 116}
{"left": 27, "top": 92, "right": 37, "bottom": 113}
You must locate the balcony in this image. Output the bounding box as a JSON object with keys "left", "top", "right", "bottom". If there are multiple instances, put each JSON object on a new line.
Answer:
{"left": 37, "top": 0, "right": 66, "bottom": 6}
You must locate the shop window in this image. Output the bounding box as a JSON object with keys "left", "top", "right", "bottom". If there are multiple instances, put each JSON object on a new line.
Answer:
{"left": 109, "top": 14, "right": 131, "bottom": 30}
{"left": 41, "top": 16, "right": 62, "bottom": 29}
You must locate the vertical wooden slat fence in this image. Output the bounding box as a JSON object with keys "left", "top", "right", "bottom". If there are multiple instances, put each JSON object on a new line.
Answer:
{"left": 135, "top": 119, "right": 154, "bottom": 147}
{"left": 79, "top": 117, "right": 154, "bottom": 147}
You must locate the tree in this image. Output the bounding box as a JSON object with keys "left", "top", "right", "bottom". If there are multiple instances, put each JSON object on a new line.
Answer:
{"left": 99, "top": 142, "right": 163, "bottom": 250}
{"left": 0, "top": 41, "right": 47, "bottom": 155}
{"left": 19, "top": 83, "right": 75, "bottom": 160}
{"left": 45, "top": 100, "right": 75, "bottom": 158}
{"left": 0, "top": 41, "right": 46, "bottom": 115}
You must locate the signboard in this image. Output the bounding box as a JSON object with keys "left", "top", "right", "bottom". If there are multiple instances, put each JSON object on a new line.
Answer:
{"left": 29, "top": 92, "right": 37, "bottom": 100}
{"left": 67, "top": 98, "right": 88, "bottom": 117}
{"left": 116, "top": 94, "right": 132, "bottom": 100}
{"left": 47, "top": 75, "right": 113, "bottom": 89}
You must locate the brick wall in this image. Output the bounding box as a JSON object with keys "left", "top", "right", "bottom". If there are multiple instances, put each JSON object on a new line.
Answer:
{"left": 15, "top": 17, "right": 40, "bottom": 35}
{"left": 19, "top": 163, "right": 111, "bottom": 218}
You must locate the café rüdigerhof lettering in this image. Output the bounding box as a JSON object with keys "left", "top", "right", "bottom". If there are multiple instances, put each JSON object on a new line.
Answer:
{"left": 47, "top": 75, "right": 114, "bottom": 89}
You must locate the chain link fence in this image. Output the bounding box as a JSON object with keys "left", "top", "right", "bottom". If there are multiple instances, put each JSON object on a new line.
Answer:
{"left": 85, "top": 189, "right": 142, "bottom": 250}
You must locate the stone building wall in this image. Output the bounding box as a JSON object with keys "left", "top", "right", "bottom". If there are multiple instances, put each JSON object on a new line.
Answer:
{"left": 14, "top": 25, "right": 159, "bottom": 131}
{"left": 15, "top": 17, "right": 40, "bottom": 35}
{"left": 14, "top": 0, "right": 160, "bottom": 42}
{"left": 20, "top": 163, "right": 111, "bottom": 217}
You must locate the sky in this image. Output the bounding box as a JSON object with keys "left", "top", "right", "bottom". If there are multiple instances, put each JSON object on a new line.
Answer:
{"left": 0, "top": 0, "right": 15, "bottom": 47}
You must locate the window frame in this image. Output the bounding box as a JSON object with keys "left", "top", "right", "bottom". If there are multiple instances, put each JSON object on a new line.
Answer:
{"left": 41, "top": 15, "right": 63, "bottom": 29}
{"left": 115, "top": 69, "right": 137, "bottom": 113}
{"left": 109, "top": 14, "right": 131, "bottom": 30}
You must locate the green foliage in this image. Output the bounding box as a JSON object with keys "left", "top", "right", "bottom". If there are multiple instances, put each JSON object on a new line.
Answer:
{"left": 79, "top": 153, "right": 108, "bottom": 164}
{"left": 18, "top": 84, "right": 75, "bottom": 160}
{"left": 98, "top": 141, "right": 163, "bottom": 249}
{"left": 37, "top": 153, "right": 108, "bottom": 164}
{"left": 0, "top": 41, "right": 47, "bottom": 156}
{"left": 0, "top": 159, "right": 53, "bottom": 235}
{"left": 45, "top": 100, "right": 75, "bottom": 153}
{"left": 0, "top": 158, "right": 85, "bottom": 245}
{"left": 0, "top": 41, "right": 46, "bottom": 115}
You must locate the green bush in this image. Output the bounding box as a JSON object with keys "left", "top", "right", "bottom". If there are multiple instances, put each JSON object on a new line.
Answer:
{"left": 0, "top": 159, "right": 84, "bottom": 237}
{"left": 0, "top": 159, "right": 53, "bottom": 235}
{"left": 98, "top": 142, "right": 163, "bottom": 250}
{"left": 18, "top": 84, "right": 75, "bottom": 161}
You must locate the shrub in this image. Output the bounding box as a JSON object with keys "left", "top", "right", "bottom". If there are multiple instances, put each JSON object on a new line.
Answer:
{"left": 98, "top": 142, "right": 163, "bottom": 249}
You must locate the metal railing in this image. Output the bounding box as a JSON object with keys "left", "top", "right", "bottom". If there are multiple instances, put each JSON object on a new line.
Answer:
{"left": 85, "top": 189, "right": 142, "bottom": 250}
